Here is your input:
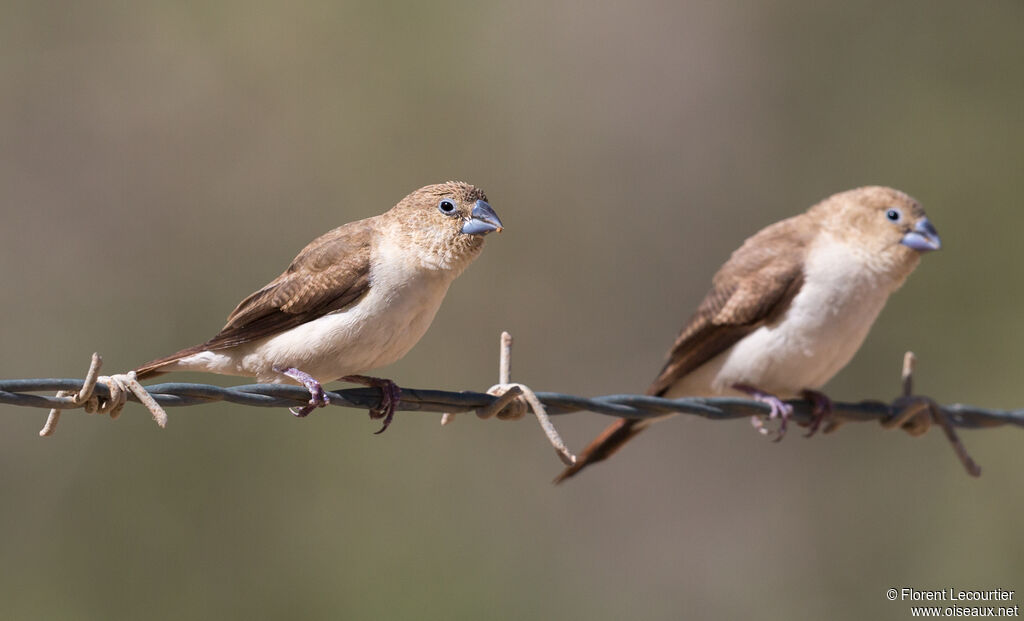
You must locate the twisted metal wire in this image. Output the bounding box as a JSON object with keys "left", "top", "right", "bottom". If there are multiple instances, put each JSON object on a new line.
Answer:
{"left": 2, "top": 377, "right": 1022, "bottom": 430}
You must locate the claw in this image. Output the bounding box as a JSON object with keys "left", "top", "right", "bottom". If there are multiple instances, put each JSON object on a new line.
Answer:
{"left": 734, "top": 383, "right": 794, "bottom": 441}
{"left": 342, "top": 375, "right": 401, "bottom": 433}
{"left": 273, "top": 366, "right": 330, "bottom": 418}
{"left": 289, "top": 404, "right": 316, "bottom": 417}
{"left": 801, "top": 389, "right": 833, "bottom": 437}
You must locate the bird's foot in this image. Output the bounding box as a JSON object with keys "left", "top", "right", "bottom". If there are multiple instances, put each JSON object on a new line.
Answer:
{"left": 734, "top": 383, "right": 793, "bottom": 442}
{"left": 341, "top": 375, "right": 401, "bottom": 434}
{"left": 273, "top": 366, "right": 330, "bottom": 417}
{"left": 800, "top": 389, "right": 834, "bottom": 438}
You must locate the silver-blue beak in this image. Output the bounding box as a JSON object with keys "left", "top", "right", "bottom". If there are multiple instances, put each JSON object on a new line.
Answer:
{"left": 901, "top": 217, "right": 941, "bottom": 252}
{"left": 461, "top": 200, "right": 503, "bottom": 236}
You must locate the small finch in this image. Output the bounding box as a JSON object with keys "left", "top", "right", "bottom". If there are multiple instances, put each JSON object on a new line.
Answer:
{"left": 556, "top": 186, "right": 940, "bottom": 482}
{"left": 135, "top": 181, "right": 503, "bottom": 432}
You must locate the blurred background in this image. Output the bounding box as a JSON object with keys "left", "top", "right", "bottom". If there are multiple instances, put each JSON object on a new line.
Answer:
{"left": 1, "top": 1, "right": 1021, "bottom": 619}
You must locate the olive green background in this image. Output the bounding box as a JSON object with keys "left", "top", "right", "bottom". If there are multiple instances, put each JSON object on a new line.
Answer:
{"left": 1, "top": 2, "right": 1021, "bottom": 620}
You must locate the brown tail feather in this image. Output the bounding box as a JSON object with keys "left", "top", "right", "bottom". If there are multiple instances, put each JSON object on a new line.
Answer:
{"left": 553, "top": 418, "right": 648, "bottom": 484}
{"left": 133, "top": 343, "right": 208, "bottom": 380}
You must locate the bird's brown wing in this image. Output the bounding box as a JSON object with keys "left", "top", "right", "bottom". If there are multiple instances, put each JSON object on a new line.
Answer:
{"left": 646, "top": 218, "right": 810, "bottom": 396}
{"left": 556, "top": 215, "right": 814, "bottom": 483}
{"left": 135, "top": 220, "right": 374, "bottom": 378}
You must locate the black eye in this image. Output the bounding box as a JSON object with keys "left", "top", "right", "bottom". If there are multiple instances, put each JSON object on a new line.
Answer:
{"left": 886, "top": 208, "right": 902, "bottom": 222}
{"left": 438, "top": 199, "right": 457, "bottom": 215}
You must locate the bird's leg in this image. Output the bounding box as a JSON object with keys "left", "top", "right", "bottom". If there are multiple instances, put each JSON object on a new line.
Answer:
{"left": 800, "top": 389, "right": 834, "bottom": 437}
{"left": 341, "top": 375, "right": 401, "bottom": 434}
{"left": 273, "top": 366, "right": 329, "bottom": 417}
{"left": 733, "top": 383, "right": 794, "bottom": 442}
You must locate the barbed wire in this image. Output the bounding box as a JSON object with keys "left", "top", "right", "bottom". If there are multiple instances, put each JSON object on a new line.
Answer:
{"left": 2, "top": 376, "right": 1022, "bottom": 428}
{"left": 1, "top": 334, "right": 1019, "bottom": 477}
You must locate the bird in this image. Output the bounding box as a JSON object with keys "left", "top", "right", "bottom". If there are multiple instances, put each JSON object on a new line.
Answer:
{"left": 134, "top": 181, "right": 503, "bottom": 432}
{"left": 555, "top": 185, "right": 941, "bottom": 482}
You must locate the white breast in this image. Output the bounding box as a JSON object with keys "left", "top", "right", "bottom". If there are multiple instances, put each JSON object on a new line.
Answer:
{"left": 665, "top": 235, "right": 903, "bottom": 399}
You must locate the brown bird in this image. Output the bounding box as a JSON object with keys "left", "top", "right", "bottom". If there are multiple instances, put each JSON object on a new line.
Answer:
{"left": 555, "top": 186, "right": 940, "bottom": 482}
{"left": 135, "top": 181, "right": 503, "bottom": 432}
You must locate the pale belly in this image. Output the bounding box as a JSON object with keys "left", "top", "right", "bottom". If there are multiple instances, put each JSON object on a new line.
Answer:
{"left": 666, "top": 293, "right": 888, "bottom": 399}
{"left": 176, "top": 276, "right": 453, "bottom": 384}
{"left": 665, "top": 245, "right": 900, "bottom": 399}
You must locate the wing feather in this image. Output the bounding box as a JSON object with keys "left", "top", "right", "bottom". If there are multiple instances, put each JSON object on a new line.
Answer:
{"left": 646, "top": 215, "right": 812, "bottom": 396}
{"left": 135, "top": 219, "right": 374, "bottom": 377}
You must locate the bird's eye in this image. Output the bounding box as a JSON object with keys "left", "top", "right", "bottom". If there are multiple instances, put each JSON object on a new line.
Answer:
{"left": 886, "top": 208, "right": 902, "bottom": 222}
{"left": 438, "top": 199, "right": 457, "bottom": 215}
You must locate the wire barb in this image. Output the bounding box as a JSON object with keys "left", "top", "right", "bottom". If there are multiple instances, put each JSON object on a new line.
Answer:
{"left": 442, "top": 332, "right": 576, "bottom": 466}
{"left": 38, "top": 354, "right": 168, "bottom": 436}
{"left": 884, "top": 352, "right": 981, "bottom": 477}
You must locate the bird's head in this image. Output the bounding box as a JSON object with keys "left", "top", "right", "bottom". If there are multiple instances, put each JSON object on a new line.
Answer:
{"left": 816, "top": 185, "right": 940, "bottom": 278}
{"left": 390, "top": 181, "right": 503, "bottom": 270}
